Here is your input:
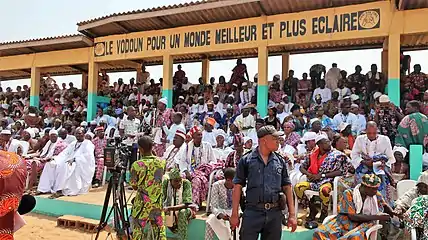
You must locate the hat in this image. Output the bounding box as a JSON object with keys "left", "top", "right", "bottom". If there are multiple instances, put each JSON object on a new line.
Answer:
{"left": 393, "top": 146, "right": 408, "bottom": 158}
{"left": 379, "top": 95, "right": 390, "bottom": 103}
{"left": 90, "top": 120, "right": 97, "bottom": 125}
{"left": 254, "top": 73, "right": 258, "bottom": 79}
{"left": 300, "top": 132, "right": 317, "bottom": 143}
{"left": 242, "top": 82, "right": 248, "bottom": 86}
{"left": 49, "top": 129, "right": 58, "bottom": 135}
{"left": 158, "top": 98, "right": 168, "bottom": 105}
{"left": 215, "top": 129, "right": 227, "bottom": 139}
{"left": 315, "top": 134, "right": 328, "bottom": 144}
{"left": 315, "top": 94, "right": 322, "bottom": 100}
{"left": 24, "top": 129, "right": 35, "bottom": 139}
{"left": 343, "top": 96, "right": 351, "bottom": 101}
{"left": 338, "top": 122, "right": 350, "bottom": 132}
{"left": 168, "top": 168, "right": 182, "bottom": 180}
{"left": 175, "top": 129, "right": 186, "bottom": 140}
{"left": 95, "top": 126, "right": 104, "bottom": 132}
{"left": 228, "top": 94, "right": 235, "bottom": 99}
{"left": 309, "top": 118, "right": 321, "bottom": 125}
{"left": 213, "top": 95, "right": 219, "bottom": 99}
{"left": 350, "top": 94, "right": 360, "bottom": 101}
{"left": 274, "top": 74, "right": 280, "bottom": 79}
{"left": 0, "top": 130, "right": 11, "bottom": 135}
{"left": 189, "top": 126, "right": 201, "bottom": 137}
{"left": 99, "top": 119, "right": 107, "bottom": 124}
{"left": 86, "top": 132, "right": 95, "bottom": 138}
{"left": 243, "top": 137, "right": 252, "bottom": 144}
{"left": 284, "top": 121, "right": 295, "bottom": 130}
{"left": 232, "top": 83, "right": 238, "bottom": 87}
{"left": 373, "top": 92, "right": 382, "bottom": 99}
{"left": 351, "top": 104, "right": 359, "bottom": 108}
{"left": 80, "top": 121, "right": 88, "bottom": 127}
{"left": 257, "top": 126, "right": 284, "bottom": 138}
{"left": 206, "top": 100, "right": 214, "bottom": 106}
{"left": 206, "top": 117, "right": 216, "bottom": 127}
{"left": 417, "top": 171, "right": 428, "bottom": 185}
{"left": 282, "top": 94, "right": 288, "bottom": 99}
{"left": 361, "top": 174, "right": 381, "bottom": 188}
{"left": 178, "top": 96, "right": 185, "bottom": 100}
{"left": 243, "top": 103, "right": 254, "bottom": 110}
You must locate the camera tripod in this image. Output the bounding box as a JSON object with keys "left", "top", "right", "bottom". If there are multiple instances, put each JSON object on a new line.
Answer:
{"left": 94, "top": 167, "right": 131, "bottom": 240}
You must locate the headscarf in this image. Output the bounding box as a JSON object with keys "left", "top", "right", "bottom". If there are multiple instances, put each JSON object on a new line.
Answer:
{"left": 284, "top": 122, "right": 295, "bottom": 130}
{"left": 353, "top": 174, "right": 381, "bottom": 215}
{"left": 361, "top": 174, "right": 381, "bottom": 188}
{"left": 393, "top": 146, "right": 409, "bottom": 159}
{"left": 417, "top": 171, "right": 428, "bottom": 186}
{"left": 24, "top": 129, "right": 35, "bottom": 139}
{"left": 49, "top": 129, "right": 58, "bottom": 135}
{"left": 215, "top": 129, "right": 227, "bottom": 139}
{"left": 168, "top": 168, "right": 181, "bottom": 180}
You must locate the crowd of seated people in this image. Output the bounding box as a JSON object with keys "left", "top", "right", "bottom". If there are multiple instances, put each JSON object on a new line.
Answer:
{"left": 0, "top": 59, "right": 427, "bottom": 240}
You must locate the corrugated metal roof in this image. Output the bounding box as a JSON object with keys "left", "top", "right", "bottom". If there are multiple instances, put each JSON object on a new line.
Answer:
{"left": 77, "top": 0, "right": 381, "bottom": 37}
{"left": 0, "top": 35, "right": 93, "bottom": 57}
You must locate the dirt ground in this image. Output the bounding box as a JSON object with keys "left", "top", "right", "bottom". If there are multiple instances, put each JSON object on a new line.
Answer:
{"left": 14, "top": 214, "right": 112, "bottom": 240}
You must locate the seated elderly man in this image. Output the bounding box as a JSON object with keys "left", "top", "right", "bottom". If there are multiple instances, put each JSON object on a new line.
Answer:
{"left": 163, "top": 130, "right": 187, "bottom": 171}
{"left": 177, "top": 126, "right": 216, "bottom": 207}
{"left": 351, "top": 121, "right": 395, "bottom": 206}
{"left": 162, "top": 168, "right": 195, "bottom": 240}
{"left": 394, "top": 171, "right": 428, "bottom": 217}
{"left": 294, "top": 135, "right": 350, "bottom": 222}
{"left": 313, "top": 174, "right": 394, "bottom": 239}
{"left": 205, "top": 168, "right": 240, "bottom": 240}
{"left": 25, "top": 129, "right": 67, "bottom": 192}
{"left": 37, "top": 128, "right": 95, "bottom": 198}
{"left": 212, "top": 129, "right": 232, "bottom": 162}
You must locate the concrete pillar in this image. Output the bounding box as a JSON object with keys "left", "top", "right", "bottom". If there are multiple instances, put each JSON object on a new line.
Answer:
{"left": 381, "top": 50, "right": 388, "bottom": 77}
{"left": 202, "top": 59, "right": 210, "bottom": 84}
{"left": 257, "top": 45, "right": 268, "bottom": 117}
{"left": 30, "top": 66, "right": 40, "bottom": 107}
{"left": 409, "top": 145, "right": 423, "bottom": 181}
{"left": 387, "top": 34, "right": 400, "bottom": 106}
{"left": 282, "top": 53, "right": 290, "bottom": 80}
{"left": 162, "top": 54, "right": 173, "bottom": 108}
{"left": 87, "top": 49, "right": 99, "bottom": 122}
{"left": 82, "top": 72, "right": 88, "bottom": 90}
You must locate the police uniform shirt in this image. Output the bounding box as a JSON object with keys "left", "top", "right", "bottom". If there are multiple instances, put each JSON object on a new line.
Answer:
{"left": 233, "top": 148, "right": 291, "bottom": 205}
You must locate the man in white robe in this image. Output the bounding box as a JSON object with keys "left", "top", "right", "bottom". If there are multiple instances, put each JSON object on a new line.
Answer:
{"left": 212, "top": 129, "right": 233, "bottom": 162}
{"left": 37, "top": 128, "right": 95, "bottom": 198}
{"left": 177, "top": 126, "right": 216, "bottom": 206}
{"left": 205, "top": 168, "right": 240, "bottom": 240}
{"left": 163, "top": 112, "right": 186, "bottom": 148}
{"left": 58, "top": 128, "right": 77, "bottom": 144}
{"left": 233, "top": 105, "right": 255, "bottom": 136}
{"left": 162, "top": 130, "right": 187, "bottom": 171}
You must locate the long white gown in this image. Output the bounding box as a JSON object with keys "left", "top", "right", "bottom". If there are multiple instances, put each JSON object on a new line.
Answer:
{"left": 38, "top": 140, "right": 95, "bottom": 195}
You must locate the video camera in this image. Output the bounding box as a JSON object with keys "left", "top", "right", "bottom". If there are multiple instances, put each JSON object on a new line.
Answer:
{"left": 104, "top": 137, "right": 136, "bottom": 172}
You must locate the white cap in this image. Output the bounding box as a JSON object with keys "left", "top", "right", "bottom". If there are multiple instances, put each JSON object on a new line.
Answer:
{"left": 242, "top": 82, "right": 248, "bottom": 86}
{"left": 373, "top": 92, "right": 382, "bottom": 99}
{"left": 274, "top": 74, "right": 280, "bottom": 79}
{"left": 198, "top": 96, "right": 204, "bottom": 100}
{"left": 350, "top": 94, "right": 360, "bottom": 101}
{"left": 232, "top": 83, "right": 238, "bottom": 87}
{"left": 379, "top": 94, "right": 390, "bottom": 103}
{"left": 49, "top": 129, "right": 58, "bottom": 135}
{"left": 213, "top": 95, "right": 219, "bottom": 99}
{"left": 24, "top": 129, "right": 35, "bottom": 139}
{"left": 80, "top": 121, "right": 88, "bottom": 127}
{"left": 90, "top": 120, "right": 97, "bottom": 125}
{"left": 315, "top": 134, "right": 329, "bottom": 144}
{"left": 338, "top": 122, "right": 350, "bottom": 132}
{"left": 158, "top": 98, "right": 168, "bottom": 105}
{"left": 178, "top": 96, "right": 185, "bottom": 100}
{"left": 393, "top": 146, "right": 408, "bottom": 158}
{"left": 0, "top": 130, "right": 11, "bottom": 135}
{"left": 215, "top": 129, "right": 227, "bottom": 139}
{"left": 351, "top": 103, "right": 359, "bottom": 108}
{"left": 310, "top": 118, "right": 321, "bottom": 125}
{"left": 300, "top": 132, "right": 317, "bottom": 143}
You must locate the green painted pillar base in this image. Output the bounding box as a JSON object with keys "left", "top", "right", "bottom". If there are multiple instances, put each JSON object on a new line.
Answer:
{"left": 257, "top": 85, "right": 268, "bottom": 118}
{"left": 30, "top": 95, "right": 40, "bottom": 108}
{"left": 409, "top": 145, "right": 423, "bottom": 181}
{"left": 162, "top": 89, "right": 173, "bottom": 108}
{"left": 387, "top": 78, "right": 400, "bottom": 107}
{"left": 87, "top": 92, "right": 97, "bottom": 122}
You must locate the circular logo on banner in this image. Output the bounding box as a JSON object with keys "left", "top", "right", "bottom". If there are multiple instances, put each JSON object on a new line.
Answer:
{"left": 359, "top": 10, "right": 380, "bottom": 29}
{"left": 94, "top": 42, "right": 105, "bottom": 57}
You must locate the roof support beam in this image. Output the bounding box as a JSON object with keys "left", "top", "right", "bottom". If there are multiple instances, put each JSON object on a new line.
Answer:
{"left": 156, "top": 16, "right": 174, "bottom": 28}
{"left": 113, "top": 22, "right": 130, "bottom": 33}
{"left": 398, "top": 0, "right": 407, "bottom": 10}
{"left": 70, "top": 65, "right": 88, "bottom": 74}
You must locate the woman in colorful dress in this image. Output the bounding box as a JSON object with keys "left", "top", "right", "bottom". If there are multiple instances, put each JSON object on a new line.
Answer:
{"left": 224, "top": 134, "right": 244, "bottom": 168}
{"left": 395, "top": 100, "right": 428, "bottom": 149}
{"left": 0, "top": 150, "right": 27, "bottom": 239}
{"left": 314, "top": 174, "right": 394, "bottom": 240}
{"left": 403, "top": 195, "right": 428, "bottom": 240}
{"left": 282, "top": 122, "right": 301, "bottom": 149}
{"left": 130, "top": 136, "right": 166, "bottom": 240}
{"left": 230, "top": 59, "right": 249, "bottom": 85}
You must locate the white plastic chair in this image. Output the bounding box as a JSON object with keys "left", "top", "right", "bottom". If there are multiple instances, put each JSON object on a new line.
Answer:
{"left": 322, "top": 215, "right": 383, "bottom": 240}
{"left": 302, "top": 176, "right": 345, "bottom": 214}
{"left": 396, "top": 179, "right": 417, "bottom": 198}
{"left": 206, "top": 169, "right": 222, "bottom": 214}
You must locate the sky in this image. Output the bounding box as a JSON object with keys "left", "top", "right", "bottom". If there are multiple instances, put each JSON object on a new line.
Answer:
{"left": 1, "top": 0, "right": 427, "bottom": 90}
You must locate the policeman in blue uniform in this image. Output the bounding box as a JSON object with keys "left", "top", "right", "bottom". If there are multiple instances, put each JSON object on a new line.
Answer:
{"left": 230, "top": 125, "right": 297, "bottom": 240}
